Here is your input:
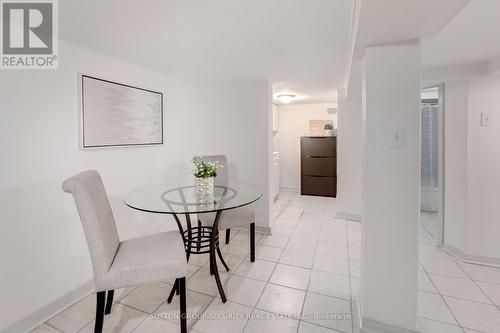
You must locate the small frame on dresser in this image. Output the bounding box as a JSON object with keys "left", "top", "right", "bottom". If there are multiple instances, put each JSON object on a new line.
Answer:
{"left": 80, "top": 74, "right": 163, "bottom": 149}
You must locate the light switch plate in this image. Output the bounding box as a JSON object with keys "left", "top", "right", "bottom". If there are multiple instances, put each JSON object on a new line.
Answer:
{"left": 481, "top": 113, "right": 492, "bottom": 127}
{"left": 390, "top": 127, "right": 405, "bottom": 148}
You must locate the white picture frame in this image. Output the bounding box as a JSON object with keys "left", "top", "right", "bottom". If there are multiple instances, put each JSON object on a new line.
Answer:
{"left": 80, "top": 74, "right": 163, "bottom": 149}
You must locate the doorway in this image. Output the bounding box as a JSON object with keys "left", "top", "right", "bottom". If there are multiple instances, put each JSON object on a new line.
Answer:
{"left": 420, "top": 85, "right": 444, "bottom": 246}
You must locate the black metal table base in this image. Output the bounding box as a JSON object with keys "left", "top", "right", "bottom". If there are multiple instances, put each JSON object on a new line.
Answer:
{"left": 168, "top": 211, "right": 229, "bottom": 303}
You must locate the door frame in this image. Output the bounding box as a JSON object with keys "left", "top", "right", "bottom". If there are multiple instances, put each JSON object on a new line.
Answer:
{"left": 421, "top": 83, "right": 445, "bottom": 247}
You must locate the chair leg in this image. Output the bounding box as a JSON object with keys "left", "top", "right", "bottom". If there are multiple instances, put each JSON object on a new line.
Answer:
{"left": 95, "top": 291, "right": 106, "bottom": 333}
{"left": 225, "top": 228, "right": 231, "bottom": 244}
{"left": 179, "top": 277, "right": 187, "bottom": 333}
{"left": 250, "top": 222, "right": 255, "bottom": 262}
{"left": 104, "top": 290, "right": 114, "bottom": 315}
{"left": 167, "top": 279, "right": 178, "bottom": 304}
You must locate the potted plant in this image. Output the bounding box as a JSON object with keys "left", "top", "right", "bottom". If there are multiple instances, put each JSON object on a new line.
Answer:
{"left": 192, "top": 159, "right": 219, "bottom": 195}
{"left": 324, "top": 123, "right": 335, "bottom": 136}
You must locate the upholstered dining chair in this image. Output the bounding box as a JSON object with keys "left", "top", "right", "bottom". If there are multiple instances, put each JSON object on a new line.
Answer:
{"left": 195, "top": 155, "right": 256, "bottom": 262}
{"left": 62, "top": 170, "right": 188, "bottom": 333}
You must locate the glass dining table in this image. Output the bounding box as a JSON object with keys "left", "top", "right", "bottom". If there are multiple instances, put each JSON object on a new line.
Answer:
{"left": 124, "top": 179, "right": 263, "bottom": 303}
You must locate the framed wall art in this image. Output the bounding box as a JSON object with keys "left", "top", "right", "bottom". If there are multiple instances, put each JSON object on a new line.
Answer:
{"left": 80, "top": 75, "right": 163, "bottom": 148}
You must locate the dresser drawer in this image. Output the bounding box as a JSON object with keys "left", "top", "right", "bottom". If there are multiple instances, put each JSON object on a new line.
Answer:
{"left": 301, "top": 176, "right": 336, "bottom": 197}
{"left": 301, "top": 157, "right": 336, "bottom": 176}
{"left": 301, "top": 137, "right": 336, "bottom": 157}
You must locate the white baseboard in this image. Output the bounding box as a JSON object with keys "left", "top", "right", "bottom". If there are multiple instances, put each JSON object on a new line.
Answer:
{"left": 360, "top": 318, "right": 420, "bottom": 333}
{"left": 1, "top": 280, "right": 94, "bottom": 333}
{"left": 279, "top": 187, "right": 299, "bottom": 193}
{"left": 234, "top": 225, "right": 271, "bottom": 235}
{"left": 336, "top": 211, "right": 362, "bottom": 222}
{"left": 257, "top": 226, "right": 272, "bottom": 234}
{"left": 443, "top": 242, "right": 500, "bottom": 268}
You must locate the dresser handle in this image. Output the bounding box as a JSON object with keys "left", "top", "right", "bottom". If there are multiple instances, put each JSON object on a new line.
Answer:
{"left": 304, "top": 155, "right": 333, "bottom": 158}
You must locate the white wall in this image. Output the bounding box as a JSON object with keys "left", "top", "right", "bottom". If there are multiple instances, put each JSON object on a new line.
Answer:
{"left": 439, "top": 72, "right": 500, "bottom": 264}
{"left": 443, "top": 78, "right": 468, "bottom": 252}
{"left": 0, "top": 40, "right": 271, "bottom": 332}
{"left": 336, "top": 89, "right": 362, "bottom": 220}
{"left": 360, "top": 42, "right": 420, "bottom": 331}
{"left": 466, "top": 73, "right": 500, "bottom": 260}
{"left": 182, "top": 79, "right": 272, "bottom": 229}
{"left": 274, "top": 103, "right": 337, "bottom": 192}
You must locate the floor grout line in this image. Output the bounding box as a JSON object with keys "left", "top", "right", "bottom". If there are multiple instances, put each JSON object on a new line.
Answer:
{"left": 453, "top": 257, "right": 500, "bottom": 312}
{"left": 241, "top": 195, "right": 294, "bottom": 333}
{"left": 420, "top": 259, "right": 466, "bottom": 333}
{"left": 296, "top": 206, "right": 319, "bottom": 333}
{"left": 44, "top": 322, "right": 65, "bottom": 333}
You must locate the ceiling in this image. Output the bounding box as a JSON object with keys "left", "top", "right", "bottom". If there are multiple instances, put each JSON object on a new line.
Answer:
{"left": 60, "top": 1, "right": 498, "bottom": 104}
{"left": 422, "top": 0, "right": 500, "bottom": 68}
{"left": 346, "top": 0, "right": 472, "bottom": 93}
{"left": 351, "top": 0, "right": 470, "bottom": 59}
{"left": 59, "top": 0, "right": 352, "bottom": 104}
{"left": 350, "top": 0, "right": 500, "bottom": 76}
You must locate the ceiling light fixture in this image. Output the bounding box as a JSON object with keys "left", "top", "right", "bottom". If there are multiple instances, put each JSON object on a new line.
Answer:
{"left": 277, "top": 94, "right": 296, "bottom": 104}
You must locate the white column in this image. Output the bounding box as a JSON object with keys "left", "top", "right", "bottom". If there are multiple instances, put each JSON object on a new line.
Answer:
{"left": 336, "top": 88, "right": 363, "bottom": 221}
{"left": 360, "top": 40, "right": 420, "bottom": 332}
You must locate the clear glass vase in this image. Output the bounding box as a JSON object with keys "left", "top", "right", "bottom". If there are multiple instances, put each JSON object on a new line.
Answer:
{"left": 196, "top": 192, "right": 215, "bottom": 211}
{"left": 195, "top": 177, "right": 215, "bottom": 195}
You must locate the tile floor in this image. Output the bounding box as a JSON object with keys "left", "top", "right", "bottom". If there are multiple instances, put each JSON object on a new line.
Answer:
{"left": 31, "top": 192, "right": 500, "bottom": 333}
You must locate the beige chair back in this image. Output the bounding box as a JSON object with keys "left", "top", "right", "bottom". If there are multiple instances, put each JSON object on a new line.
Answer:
{"left": 62, "top": 170, "right": 120, "bottom": 278}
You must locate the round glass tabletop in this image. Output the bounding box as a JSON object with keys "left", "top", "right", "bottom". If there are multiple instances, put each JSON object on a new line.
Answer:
{"left": 124, "top": 179, "right": 263, "bottom": 214}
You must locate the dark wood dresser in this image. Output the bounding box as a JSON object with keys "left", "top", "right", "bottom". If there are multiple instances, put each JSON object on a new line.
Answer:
{"left": 300, "top": 136, "right": 337, "bottom": 197}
